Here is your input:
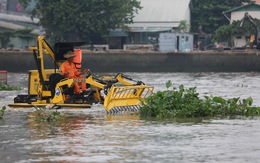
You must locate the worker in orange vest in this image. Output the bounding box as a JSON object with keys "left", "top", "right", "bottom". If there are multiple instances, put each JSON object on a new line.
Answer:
{"left": 60, "top": 51, "right": 88, "bottom": 94}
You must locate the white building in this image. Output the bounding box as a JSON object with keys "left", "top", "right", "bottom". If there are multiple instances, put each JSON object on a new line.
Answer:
{"left": 223, "top": 2, "right": 260, "bottom": 48}
{"left": 109, "top": 0, "right": 192, "bottom": 49}
{"left": 128, "top": 0, "right": 191, "bottom": 32}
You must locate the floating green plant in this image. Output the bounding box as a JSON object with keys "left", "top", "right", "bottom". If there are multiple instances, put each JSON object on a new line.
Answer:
{"left": 140, "top": 81, "right": 260, "bottom": 118}
{"left": 0, "top": 106, "right": 6, "bottom": 119}
{"left": 32, "top": 106, "right": 65, "bottom": 123}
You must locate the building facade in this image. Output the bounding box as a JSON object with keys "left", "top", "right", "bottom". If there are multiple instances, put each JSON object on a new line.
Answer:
{"left": 0, "top": 0, "right": 39, "bottom": 49}
{"left": 109, "top": 0, "right": 192, "bottom": 50}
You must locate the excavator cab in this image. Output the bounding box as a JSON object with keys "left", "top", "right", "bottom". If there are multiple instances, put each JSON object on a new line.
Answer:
{"left": 51, "top": 42, "right": 89, "bottom": 101}
{"left": 54, "top": 42, "right": 85, "bottom": 63}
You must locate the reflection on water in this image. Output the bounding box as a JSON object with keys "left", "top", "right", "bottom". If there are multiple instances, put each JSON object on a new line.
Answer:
{"left": 24, "top": 110, "right": 144, "bottom": 162}
{"left": 21, "top": 113, "right": 260, "bottom": 163}
{"left": 1, "top": 72, "right": 260, "bottom": 162}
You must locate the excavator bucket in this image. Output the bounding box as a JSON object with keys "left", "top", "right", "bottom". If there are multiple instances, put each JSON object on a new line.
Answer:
{"left": 103, "top": 84, "right": 154, "bottom": 114}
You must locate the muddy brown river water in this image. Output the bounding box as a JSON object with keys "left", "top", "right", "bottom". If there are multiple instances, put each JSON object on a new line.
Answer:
{"left": 1, "top": 72, "right": 260, "bottom": 163}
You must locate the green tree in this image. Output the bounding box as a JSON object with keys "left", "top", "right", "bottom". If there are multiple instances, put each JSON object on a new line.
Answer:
{"left": 214, "top": 18, "right": 260, "bottom": 44}
{"left": 0, "top": 30, "right": 14, "bottom": 49}
{"left": 19, "top": 0, "right": 142, "bottom": 44}
{"left": 191, "top": 0, "right": 251, "bottom": 34}
{"left": 214, "top": 24, "right": 233, "bottom": 43}
{"left": 177, "top": 20, "right": 190, "bottom": 33}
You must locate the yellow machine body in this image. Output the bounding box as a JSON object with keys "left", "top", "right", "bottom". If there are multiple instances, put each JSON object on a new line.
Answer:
{"left": 28, "top": 69, "right": 55, "bottom": 96}
{"left": 9, "top": 36, "right": 154, "bottom": 113}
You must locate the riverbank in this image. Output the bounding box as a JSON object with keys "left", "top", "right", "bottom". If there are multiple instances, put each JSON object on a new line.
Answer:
{"left": 1, "top": 49, "right": 260, "bottom": 72}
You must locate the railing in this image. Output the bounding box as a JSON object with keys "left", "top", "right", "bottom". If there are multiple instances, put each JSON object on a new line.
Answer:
{"left": 0, "top": 10, "right": 39, "bottom": 23}
{"left": 81, "top": 45, "right": 109, "bottom": 51}
{"left": 123, "top": 44, "right": 155, "bottom": 50}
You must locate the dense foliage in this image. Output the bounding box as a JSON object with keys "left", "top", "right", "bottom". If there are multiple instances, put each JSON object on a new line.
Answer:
{"left": 191, "top": 0, "right": 251, "bottom": 34}
{"left": 140, "top": 81, "right": 260, "bottom": 118}
{"left": 19, "top": 0, "right": 142, "bottom": 44}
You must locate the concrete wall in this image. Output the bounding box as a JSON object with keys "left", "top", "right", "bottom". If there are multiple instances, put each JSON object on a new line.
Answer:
{"left": 1, "top": 51, "right": 260, "bottom": 73}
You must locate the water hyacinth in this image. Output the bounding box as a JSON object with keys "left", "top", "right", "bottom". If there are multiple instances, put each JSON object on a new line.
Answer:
{"left": 31, "top": 106, "right": 65, "bottom": 123}
{"left": 140, "top": 81, "right": 260, "bottom": 118}
{"left": 0, "top": 106, "right": 6, "bottom": 119}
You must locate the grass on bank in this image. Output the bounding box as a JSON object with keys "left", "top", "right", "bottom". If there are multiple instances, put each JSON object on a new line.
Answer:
{"left": 0, "top": 83, "right": 21, "bottom": 91}
{"left": 140, "top": 81, "right": 260, "bottom": 118}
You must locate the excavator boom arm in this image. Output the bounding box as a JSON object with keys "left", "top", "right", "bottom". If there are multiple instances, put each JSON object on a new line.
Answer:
{"left": 240, "top": 12, "right": 260, "bottom": 47}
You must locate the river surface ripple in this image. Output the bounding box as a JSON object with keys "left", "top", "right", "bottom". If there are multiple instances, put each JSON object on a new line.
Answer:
{"left": 1, "top": 72, "right": 260, "bottom": 163}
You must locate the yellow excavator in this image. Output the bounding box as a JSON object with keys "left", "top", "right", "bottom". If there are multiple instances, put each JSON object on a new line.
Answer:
{"left": 8, "top": 36, "right": 154, "bottom": 114}
{"left": 240, "top": 12, "right": 260, "bottom": 49}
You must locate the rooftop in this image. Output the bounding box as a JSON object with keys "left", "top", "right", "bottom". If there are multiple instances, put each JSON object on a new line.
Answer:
{"left": 128, "top": 0, "right": 191, "bottom": 32}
